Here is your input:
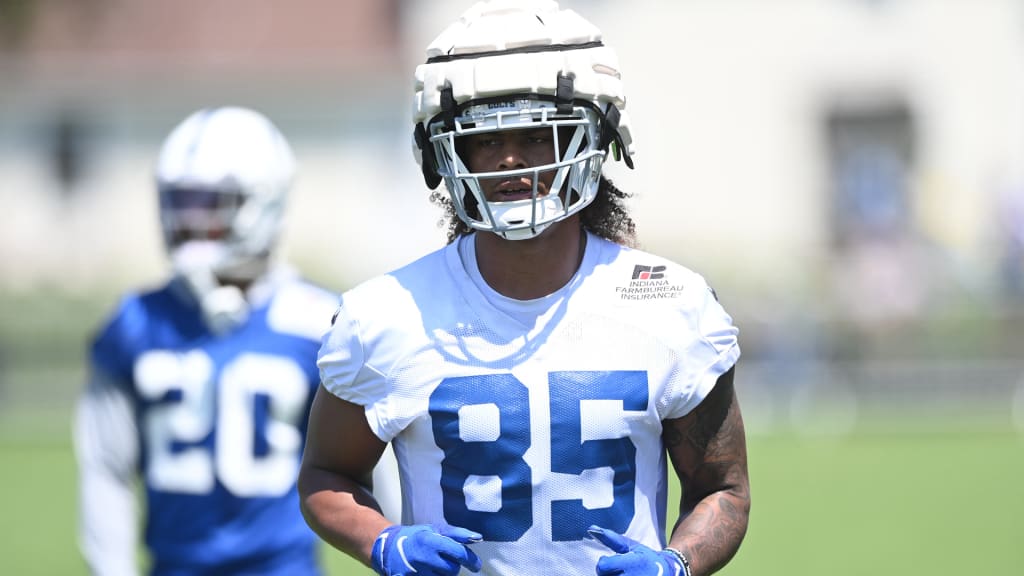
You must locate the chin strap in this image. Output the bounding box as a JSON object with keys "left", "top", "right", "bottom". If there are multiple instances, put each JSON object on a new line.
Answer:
{"left": 179, "top": 267, "right": 249, "bottom": 336}
{"left": 487, "top": 195, "right": 565, "bottom": 241}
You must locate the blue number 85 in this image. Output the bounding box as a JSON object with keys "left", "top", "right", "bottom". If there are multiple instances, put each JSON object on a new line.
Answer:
{"left": 429, "top": 370, "right": 648, "bottom": 542}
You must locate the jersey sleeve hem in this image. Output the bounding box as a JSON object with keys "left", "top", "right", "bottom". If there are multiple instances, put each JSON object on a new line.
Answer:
{"left": 664, "top": 341, "right": 740, "bottom": 420}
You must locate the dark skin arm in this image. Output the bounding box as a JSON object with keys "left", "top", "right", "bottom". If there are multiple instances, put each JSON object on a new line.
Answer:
{"left": 297, "top": 384, "right": 393, "bottom": 568}
{"left": 662, "top": 367, "right": 750, "bottom": 576}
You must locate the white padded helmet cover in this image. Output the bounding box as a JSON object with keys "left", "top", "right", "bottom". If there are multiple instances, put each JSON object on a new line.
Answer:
{"left": 412, "top": 0, "right": 634, "bottom": 160}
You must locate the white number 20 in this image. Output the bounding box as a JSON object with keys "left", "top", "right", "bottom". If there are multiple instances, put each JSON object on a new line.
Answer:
{"left": 134, "top": 350, "right": 309, "bottom": 497}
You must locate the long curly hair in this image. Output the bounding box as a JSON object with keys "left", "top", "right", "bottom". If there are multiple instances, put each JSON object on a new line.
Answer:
{"left": 429, "top": 176, "right": 637, "bottom": 247}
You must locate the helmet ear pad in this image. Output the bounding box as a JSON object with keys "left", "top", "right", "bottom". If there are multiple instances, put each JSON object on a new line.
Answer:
{"left": 415, "top": 122, "right": 443, "bottom": 190}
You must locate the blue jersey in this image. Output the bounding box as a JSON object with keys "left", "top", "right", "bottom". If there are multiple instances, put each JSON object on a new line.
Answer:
{"left": 88, "top": 271, "right": 336, "bottom": 575}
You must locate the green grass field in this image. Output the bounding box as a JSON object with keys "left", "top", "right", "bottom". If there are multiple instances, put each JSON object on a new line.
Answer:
{"left": 3, "top": 427, "right": 1021, "bottom": 575}
{"left": 1, "top": 291, "right": 1021, "bottom": 574}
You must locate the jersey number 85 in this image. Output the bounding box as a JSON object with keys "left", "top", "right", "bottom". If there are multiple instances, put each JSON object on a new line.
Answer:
{"left": 430, "top": 370, "right": 648, "bottom": 542}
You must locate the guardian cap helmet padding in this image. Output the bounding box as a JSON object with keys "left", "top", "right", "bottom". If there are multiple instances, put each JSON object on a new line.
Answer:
{"left": 412, "top": 0, "right": 634, "bottom": 240}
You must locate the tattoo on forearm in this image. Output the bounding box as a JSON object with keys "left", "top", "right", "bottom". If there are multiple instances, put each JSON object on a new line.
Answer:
{"left": 663, "top": 368, "right": 751, "bottom": 575}
{"left": 674, "top": 489, "right": 749, "bottom": 575}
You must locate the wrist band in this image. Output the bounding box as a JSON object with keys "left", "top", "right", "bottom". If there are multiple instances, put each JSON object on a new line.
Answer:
{"left": 663, "top": 547, "right": 692, "bottom": 576}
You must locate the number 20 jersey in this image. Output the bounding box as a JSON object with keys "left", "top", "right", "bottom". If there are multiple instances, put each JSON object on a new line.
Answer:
{"left": 319, "top": 232, "right": 740, "bottom": 576}
{"left": 89, "top": 271, "right": 336, "bottom": 574}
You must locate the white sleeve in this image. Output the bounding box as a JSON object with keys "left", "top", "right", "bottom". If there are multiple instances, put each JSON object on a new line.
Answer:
{"left": 317, "top": 301, "right": 376, "bottom": 406}
{"left": 663, "top": 281, "right": 741, "bottom": 420}
{"left": 73, "top": 370, "right": 140, "bottom": 576}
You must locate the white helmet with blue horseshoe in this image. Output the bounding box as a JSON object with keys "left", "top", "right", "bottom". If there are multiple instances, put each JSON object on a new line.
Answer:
{"left": 155, "top": 106, "right": 295, "bottom": 333}
{"left": 155, "top": 106, "right": 295, "bottom": 279}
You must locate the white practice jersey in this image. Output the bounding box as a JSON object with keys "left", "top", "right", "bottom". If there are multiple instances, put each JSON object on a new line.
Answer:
{"left": 318, "top": 232, "right": 740, "bottom": 576}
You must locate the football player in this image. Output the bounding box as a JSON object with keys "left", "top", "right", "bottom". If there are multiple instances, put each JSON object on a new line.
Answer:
{"left": 298, "top": 2, "right": 750, "bottom": 575}
{"left": 74, "top": 106, "right": 399, "bottom": 576}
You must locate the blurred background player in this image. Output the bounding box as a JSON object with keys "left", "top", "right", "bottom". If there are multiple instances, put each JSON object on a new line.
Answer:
{"left": 73, "top": 106, "right": 399, "bottom": 576}
{"left": 298, "top": 1, "right": 749, "bottom": 575}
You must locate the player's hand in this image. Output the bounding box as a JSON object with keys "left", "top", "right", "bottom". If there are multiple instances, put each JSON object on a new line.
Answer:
{"left": 588, "top": 525, "right": 686, "bottom": 576}
{"left": 370, "top": 524, "right": 483, "bottom": 576}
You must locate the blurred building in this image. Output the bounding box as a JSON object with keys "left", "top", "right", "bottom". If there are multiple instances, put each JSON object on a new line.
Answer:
{"left": 2, "top": 0, "right": 1022, "bottom": 291}
{"left": 0, "top": 0, "right": 422, "bottom": 290}
{"left": 2, "top": 0, "right": 1023, "bottom": 431}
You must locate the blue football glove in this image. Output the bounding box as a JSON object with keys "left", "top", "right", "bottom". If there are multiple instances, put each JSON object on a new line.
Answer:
{"left": 588, "top": 525, "right": 686, "bottom": 576}
{"left": 370, "top": 524, "right": 483, "bottom": 576}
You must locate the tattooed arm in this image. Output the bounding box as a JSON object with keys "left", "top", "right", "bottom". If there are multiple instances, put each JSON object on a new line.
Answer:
{"left": 662, "top": 367, "right": 750, "bottom": 576}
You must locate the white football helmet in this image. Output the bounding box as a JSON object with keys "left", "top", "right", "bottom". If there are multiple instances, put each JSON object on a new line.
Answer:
{"left": 156, "top": 106, "right": 295, "bottom": 279}
{"left": 413, "top": 0, "right": 635, "bottom": 240}
{"left": 155, "top": 106, "right": 295, "bottom": 333}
